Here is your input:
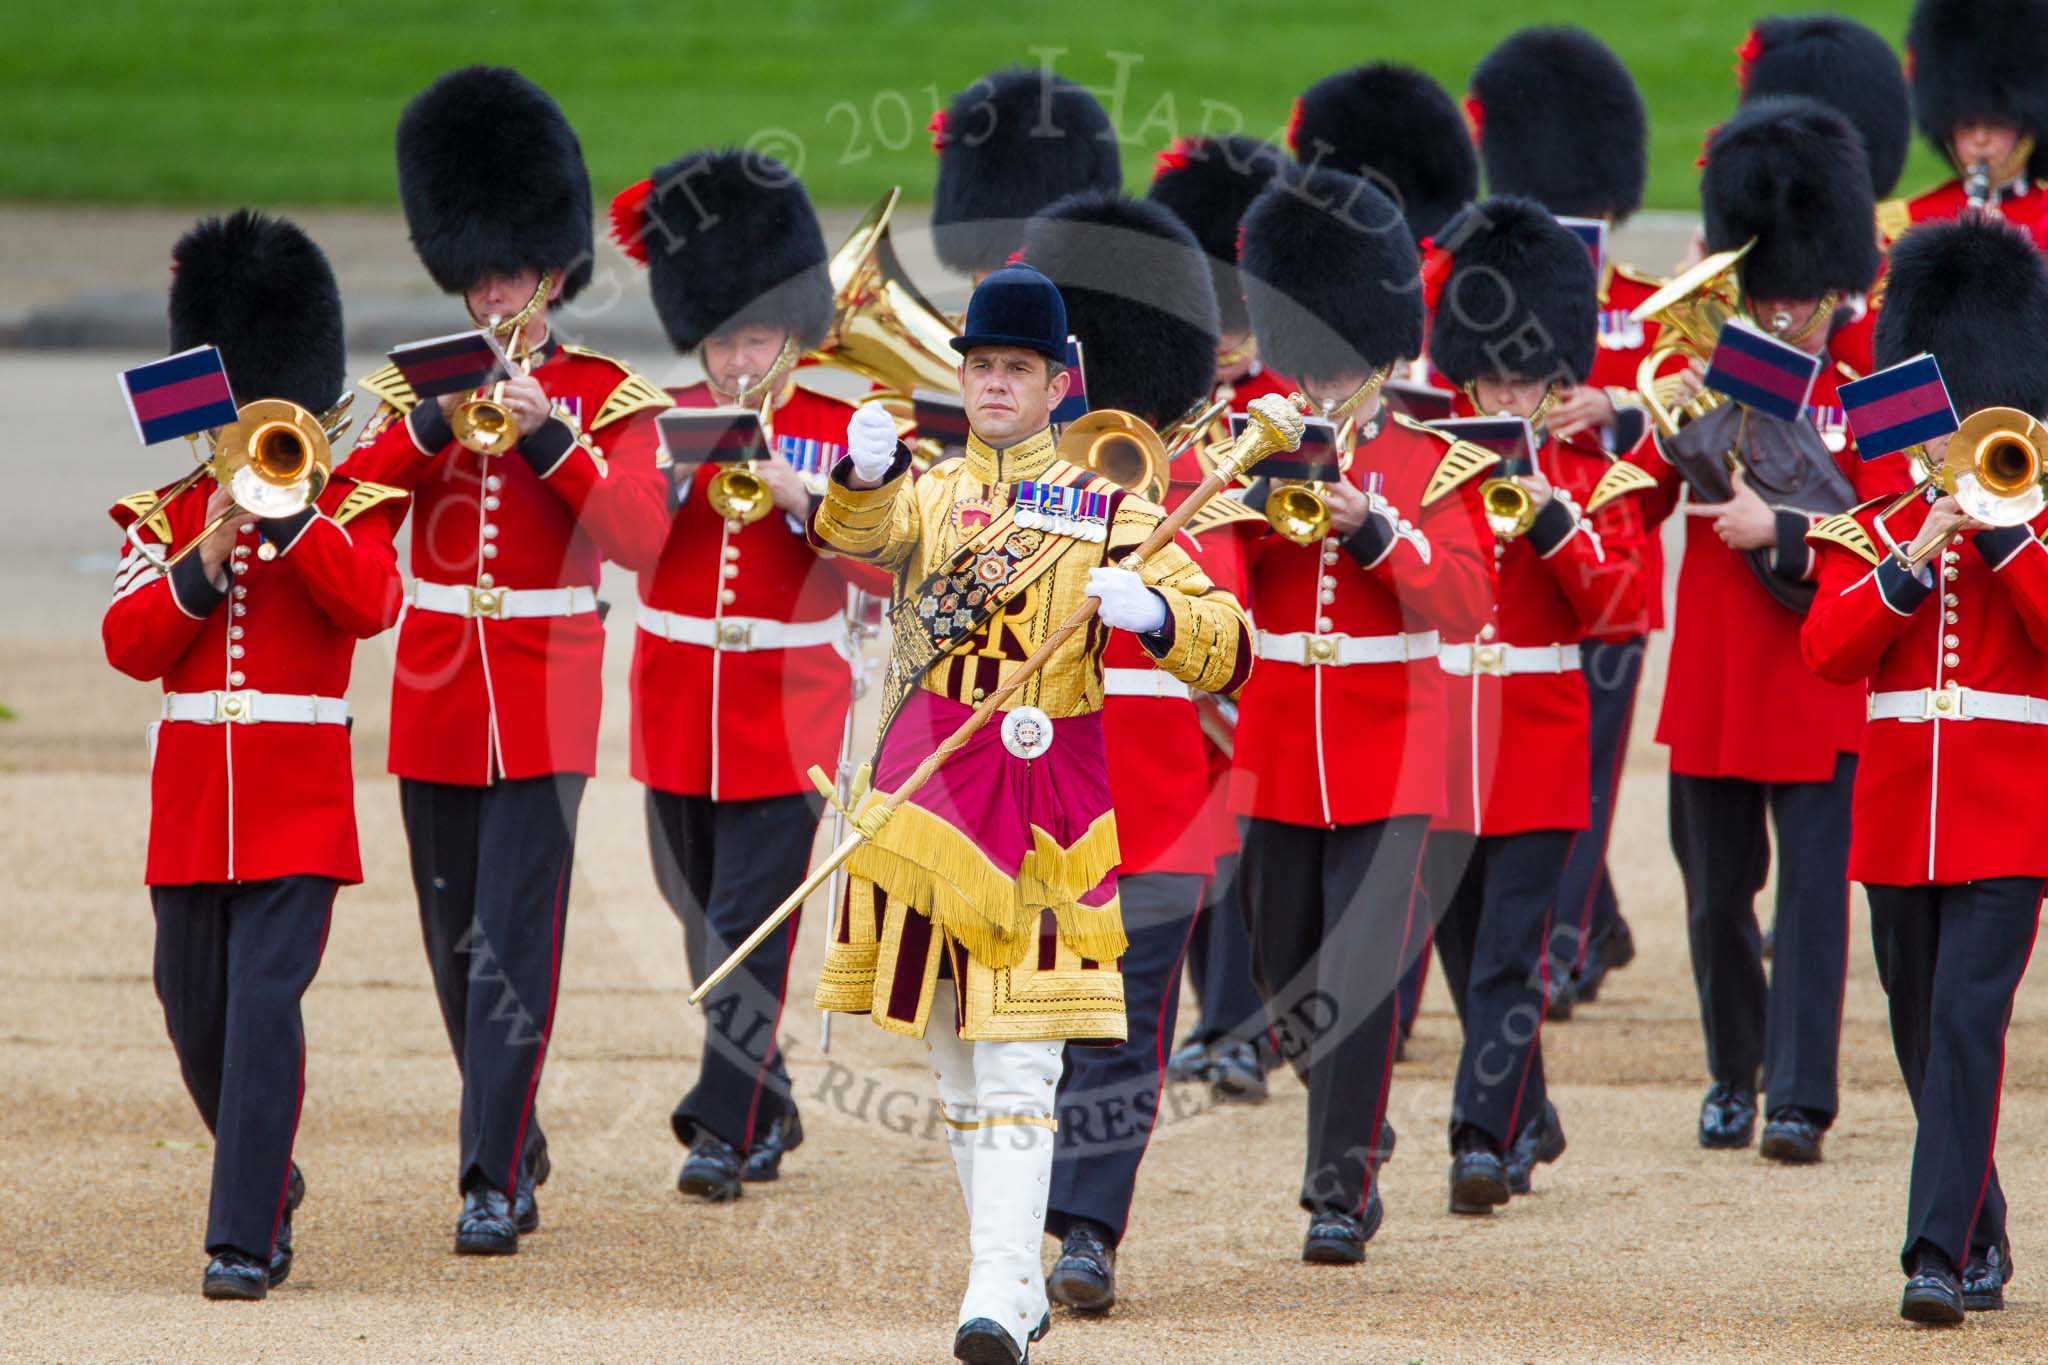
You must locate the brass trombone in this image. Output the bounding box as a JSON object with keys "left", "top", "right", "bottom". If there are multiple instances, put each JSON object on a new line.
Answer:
{"left": 451, "top": 271, "right": 552, "bottom": 456}
{"left": 1055, "top": 395, "right": 1229, "bottom": 501}
{"left": 126, "top": 395, "right": 349, "bottom": 569}
{"left": 1629, "top": 241, "right": 1755, "bottom": 438}
{"left": 1894, "top": 407, "right": 2048, "bottom": 572}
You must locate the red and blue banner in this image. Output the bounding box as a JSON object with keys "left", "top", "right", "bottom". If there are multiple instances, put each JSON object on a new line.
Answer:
{"left": 656, "top": 407, "right": 768, "bottom": 469}
{"left": 1839, "top": 353, "right": 1958, "bottom": 460}
{"left": 388, "top": 329, "right": 512, "bottom": 401}
{"left": 1557, "top": 215, "right": 1608, "bottom": 282}
{"left": 1703, "top": 318, "right": 1823, "bottom": 422}
{"left": 118, "top": 345, "right": 238, "bottom": 445}
{"left": 1051, "top": 335, "right": 1090, "bottom": 425}
{"left": 1429, "top": 415, "right": 1538, "bottom": 475}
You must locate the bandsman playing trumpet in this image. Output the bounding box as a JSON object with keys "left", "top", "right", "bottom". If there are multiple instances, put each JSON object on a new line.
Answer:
{"left": 334, "top": 65, "right": 672, "bottom": 1255}
{"left": 1418, "top": 198, "right": 1649, "bottom": 1214}
{"left": 104, "top": 211, "right": 408, "bottom": 1298}
{"left": 1886, "top": 0, "right": 2048, "bottom": 237}
{"left": 1802, "top": 214, "right": 2048, "bottom": 1325}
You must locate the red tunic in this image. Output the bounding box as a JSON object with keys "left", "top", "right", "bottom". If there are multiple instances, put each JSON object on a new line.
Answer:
{"left": 1231, "top": 414, "right": 1496, "bottom": 828}
{"left": 333, "top": 340, "right": 672, "bottom": 785}
{"left": 630, "top": 382, "right": 890, "bottom": 800}
{"left": 1436, "top": 432, "right": 1647, "bottom": 836}
{"left": 1628, "top": 367, "right": 1910, "bottom": 782}
{"left": 1900, "top": 177, "right": 2048, "bottom": 238}
{"left": 103, "top": 476, "right": 408, "bottom": 885}
{"left": 1216, "top": 364, "right": 1297, "bottom": 412}
{"left": 1803, "top": 495, "right": 2048, "bottom": 884}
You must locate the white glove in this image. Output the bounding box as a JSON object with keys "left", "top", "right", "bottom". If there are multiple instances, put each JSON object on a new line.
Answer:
{"left": 1086, "top": 566, "right": 1169, "bottom": 634}
{"left": 846, "top": 402, "right": 900, "bottom": 483}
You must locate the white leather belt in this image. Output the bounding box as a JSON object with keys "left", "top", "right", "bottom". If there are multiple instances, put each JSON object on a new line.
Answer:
{"left": 1869, "top": 684, "right": 2048, "bottom": 724}
{"left": 1255, "top": 629, "right": 1440, "bottom": 667}
{"left": 636, "top": 604, "right": 841, "bottom": 652}
{"left": 1439, "top": 642, "right": 1582, "bottom": 677}
{"left": 408, "top": 581, "right": 596, "bottom": 620}
{"left": 162, "top": 691, "right": 348, "bottom": 725}
{"left": 1101, "top": 667, "right": 1193, "bottom": 700}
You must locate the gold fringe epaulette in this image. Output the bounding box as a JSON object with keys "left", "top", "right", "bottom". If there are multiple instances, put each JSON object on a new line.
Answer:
{"left": 559, "top": 344, "right": 672, "bottom": 430}
{"left": 1585, "top": 459, "right": 1659, "bottom": 514}
{"left": 1835, "top": 359, "right": 1863, "bottom": 382}
{"left": 113, "top": 489, "right": 174, "bottom": 544}
{"left": 1610, "top": 261, "right": 1667, "bottom": 291}
{"left": 1807, "top": 511, "right": 1882, "bottom": 566}
{"left": 1182, "top": 495, "right": 1266, "bottom": 536}
{"left": 358, "top": 363, "right": 419, "bottom": 417}
{"left": 330, "top": 480, "right": 408, "bottom": 527}
{"left": 1876, "top": 198, "right": 1912, "bottom": 245}
{"left": 1401, "top": 414, "right": 1502, "bottom": 507}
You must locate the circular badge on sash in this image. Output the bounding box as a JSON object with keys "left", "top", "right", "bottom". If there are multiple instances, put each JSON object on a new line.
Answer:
{"left": 1000, "top": 705, "right": 1055, "bottom": 760}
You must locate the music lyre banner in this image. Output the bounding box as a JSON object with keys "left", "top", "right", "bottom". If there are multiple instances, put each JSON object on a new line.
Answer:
{"left": 1429, "top": 415, "right": 1538, "bottom": 475}
{"left": 1703, "top": 318, "right": 1824, "bottom": 422}
{"left": 913, "top": 387, "right": 972, "bottom": 448}
{"left": 657, "top": 407, "right": 767, "bottom": 470}
{"left": 119, "top": 345, "right": 238, "bottom": 445}
{"left": 1385, "top": 378, "right": 1457, "bottom": 423}
{"left": 1249, "top": 415, "right": 1343, "bottom": 482}
{"left": 1839, "top": 353, "right": 1958, "bottom": 461}
{"left": 387, "top": 329, "right": 513, "bottom": 401}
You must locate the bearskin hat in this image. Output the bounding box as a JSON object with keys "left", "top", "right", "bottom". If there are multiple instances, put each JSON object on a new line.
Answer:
{"left": 1877, "top": 214, "right": 2048, "bottom": 416}
{"left": 1907, "top": 0, "right": 2048, "bottom": 178}
{"left": 930, "top": 67, "right": 1123, "bottom": 277}
{"left": 1702, "top": 96, "right": 1881, "bottom": 301}
{"left": 1468, "top": 27, "right": 1648, "bottom": 221}
{"left": 614, "top": 150, "right": 833, "bottom": 354}
{"left": 169, "top": 209, "right": 345, "bottom": 413}
{"left": 1239, "top": 167, "right": 1424, "bottom": 382}
{"left": 1289, "top": 64, "right": 1479, "bottom": 244}
{"left": 1426, "top": 197, "right": 1596, "bottom": 387}
{"left": 1738, "top": 15, "right": 1911, "bottom": 199}
{"left": 1017, "top": 192, "right": 1218, "bottom": 427}
{"left": 1145, "top": 135, "right": 1296, "bottom": 334}
{"left": 397, "top": 66, "right": 595, "bottom": 302}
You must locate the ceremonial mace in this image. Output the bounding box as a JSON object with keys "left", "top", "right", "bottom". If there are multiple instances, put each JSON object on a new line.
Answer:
{"left": 688, "top": 393, "right": 1305, "bottom": 1005}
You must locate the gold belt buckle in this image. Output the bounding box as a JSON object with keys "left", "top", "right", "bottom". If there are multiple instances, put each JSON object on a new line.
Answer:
{"left": 1472, "top": 644, "right": 1508, "bottom": 676}
{"left": 717, "top": 620, "right": 753, "bottom": 651}
{"left": 212, "top": 689, "right": 254, "bottom": 724}
{"left": 468, "top": 586, "right": 506, "bottom": 619}
{"left": 1302, "top": 634, "right": 1339, "bottom": 666}
{"left": 1923, "top": 682, "right": 1962, "bottom": 720}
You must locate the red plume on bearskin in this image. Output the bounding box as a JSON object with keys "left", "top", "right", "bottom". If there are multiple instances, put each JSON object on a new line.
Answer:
{"left": 1735, "top": 30, "right": 1763, "bottom": 89}
{"left": 1420, "top": 238, "right": 1454, "bottom": 317}
{"left": 1462, "top": 96, "right": 1485, "bottom": 144}
{"left": 609, "top": 178, "right": 653, "bottom": 266}
{"left": 928, "top": 107, "right": 949, "bottom": 152}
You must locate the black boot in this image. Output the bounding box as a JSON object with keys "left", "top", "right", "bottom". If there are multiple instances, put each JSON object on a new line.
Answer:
{"left": 514, "top": 1144, "right": 549, "bottom": 1235}
{"left": 1047, "top": 1218, "right": 1117, "bottom": 1313}
{"left": 202, "top": 1251, "right": 269, "bottom": 1301}
{"left": 1506, "top": 1103, "right": 1567, "bottom": 1195}
{"left": 268, "top": 1164, "right": 305, "bottom": 1288}
{"left": 1758, "top": 1109, "right": 1825, "bottom": 1165}
{"left": 1964, "top": 1238, "right": 2014, "bottom": 1312}
{"left": 1207, "top": 1040, "right": 1267, "bottom": 1103}
{"left": 1697, "top": 1083, "right": 1757, "bottom": 1150}
{"left": 743, "top": 1113, "right": 804, "bottom": 1183}
{"left": 953, "top": 1318, "right": 1025, "bottom": 1364}
{"left": 1448, "top": 1128, "right": 1510, "bottom": 1215}
{"left": 1900, "top": 1246, "right": 1965, "bottom": 1326}
{"left": 1302, "top": 1206, "right": 1371, "bottom": 1265}
{"left": 455, "top": 1185, "right": 519, "bottom": 1256}
{"left": 1164, "top": 1038, "right": 1213, "bottom": 1085}
{"left": 677, "top": 1134, "right": 744, "bottom": 1202}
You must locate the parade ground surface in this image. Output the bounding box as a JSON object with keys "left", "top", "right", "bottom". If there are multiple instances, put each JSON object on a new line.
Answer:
{"left": 5, "top": 211, "right": 2047, "bottom": 1360}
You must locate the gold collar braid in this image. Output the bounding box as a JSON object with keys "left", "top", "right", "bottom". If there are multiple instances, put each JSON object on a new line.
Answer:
{"left": 964, "top": 426, "right": 1059, "bottom": 485}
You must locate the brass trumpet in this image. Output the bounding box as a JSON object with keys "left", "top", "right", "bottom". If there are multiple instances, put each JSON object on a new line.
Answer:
{"left": 1630, "top": 241, "right": 1754, "bottom": 438}
{"left": 1479, "top": 476, "right": 1539, "bottom": 539}
{"left": 1264, "top": 372, "right": 1388, "bottom": 544}
{"left": 706, "top": 377, "right": 782, "bottom": 525}
{"left": 1896, "top": 407, "right": 2048, "bottom": 572}
{"left": 451, "top": 271, "right": 552, "bottom": 456}
{"left": 127, "top": 396, "right": 346, "bottom": 569}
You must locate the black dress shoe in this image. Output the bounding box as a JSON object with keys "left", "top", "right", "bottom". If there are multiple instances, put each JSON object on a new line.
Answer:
{"left": 1302, "top": 1208, "right": 1369, "bottom": 1264}
{"left": 1759, "top": 1109, "right": 1825, "bottom": 1165}
{"left": 1165, "top": 1038, "right": 1213, "bottom": 1085}
{"left": 1208, "top": 1040, "right": 1267, "bottom": 1103}
{"left": 743, "top": 1113, "right": 804, "bottom": 1183}
{"left": 1698, "top": 1083, "right": 1757, "bottom": 1150}
{"left": 513, "top": 1144, "right": 549, "bottom": 1235}
{"left": 269, "top": 1164, "right": 305, "bottom": 1288}
{"left": 1901, "top": 1249, "right": 1965, "bottom": 1325}
{"left": 455, "top": 1186, "right": 519, "bottom": 1256}
{"left": 1964, "top": 1238, "right": 2014, "bottom": 1311}
{"left": 677, "top": 1134, "right": 744, "bottom": 1202}
{"left": 1544, "top": 973, "right": 1575, "bottom": 1021}
{"left": 1449, "top": 1136, "right": 1511, "bottom": 1216}
{"left": 1506, "top": 1103, "right": 1567, "bottom": 1195}
{"left": 1372, "top": 1118, "right": 1397, "bottom": 1167}
{"left": 953, "top": 1317, "right": 1025, "bottom": 1364}
{"left": 203, "top": 1252, "right": 269, "bottom": 1301}
{"left": 1047, "top": 1218, "right": 1117, "bottom": 1312}
{"left": 1576, "top": 920, "right": 1635, "bottom": 1004}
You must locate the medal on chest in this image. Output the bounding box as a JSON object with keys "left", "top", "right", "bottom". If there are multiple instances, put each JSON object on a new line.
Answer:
{"left": 1014, "top": 481, "right": 1109, "bottom": 541}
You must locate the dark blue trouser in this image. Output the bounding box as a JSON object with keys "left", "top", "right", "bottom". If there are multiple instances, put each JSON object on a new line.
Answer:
{"left": 402, "top": 773, "right": 584, "bottom": 1198}
{"left": 1047, "top": 872, "right": 1204, "bottom": 1245}
{"left": 152, "top": 875, "right": 336, "bottom": 1260}
{"left": 1181, "top": 849, "right": 1269, "bottom": 1050}
{"left": 1867, "top": 878, "right": 2043, "bottom": 1272}
{"left": 647, "top": 788, "right": 820, "bottom": 1151}
{"left": 1553, "top": 636, "right": 1644, "bottom": 979}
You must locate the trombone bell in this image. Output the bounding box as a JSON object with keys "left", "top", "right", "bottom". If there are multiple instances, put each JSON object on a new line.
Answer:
{"left": 1056, "top": 409, "right": 1170, "bottom": 501}
{"left": 133, "top": 398, "right": 333, "bottom": 569}
{"left": 1951, "top": 407, "right": 2048, "bottom": 527}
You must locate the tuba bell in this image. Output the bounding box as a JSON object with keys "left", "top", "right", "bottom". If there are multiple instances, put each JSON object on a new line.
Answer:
{"left": 1895, "top": 407, "right": 2048, "bottom": 571}
{"left": 1057, "top": 410, "right": 1170, "bottom": 500}
{"left": 127, "top": 396, "right": 344, "bottom": 569}
{"left": 1629, "top": 240, "right": 1755, "bottom": 438}
{"left": 451, "top": 271, "right": 552, "bottom": 456}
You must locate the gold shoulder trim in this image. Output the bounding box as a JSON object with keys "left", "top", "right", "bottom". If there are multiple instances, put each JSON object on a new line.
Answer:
{"left": 331, "top": 480, "right": 408, "bottom": 527}
{"left": 115, "top": 490, "right": 173, "bottom": 544}
{"left": 1807, "top": 511, "right": 1881, "bottom": 567}
{"left": 1420, "top": 439, "right": 1501, "bottom": 507}
{"left": 589, "top": 371, "right": 672, "bottom": 430}
{"left": 1875, "top": 198, "right": 1912, "bottom": 245}
{"left": 358, "top": 362, "right": 419, "bottom": 417}
{"left": 1183, "top": 496, "right": 1267, "bottom": 536}
{"left": 1611, "top": 261, "right": 1667, "bottom": 290}
{"left": 1585, "top": 459, "right": 1658, "bottom": 514}
{"left": 1391, "top": 411, "right": 1451, "bottom": 442}
{"left": 1835, "top": 359, "right": 1863, "bottom": 382}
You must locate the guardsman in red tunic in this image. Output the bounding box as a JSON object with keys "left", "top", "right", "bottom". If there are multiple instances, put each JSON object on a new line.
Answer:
{"left": 1619, "top": 98, "right": 1909, "bottom": 1164}
{"left": 1884, "top": 1, "right": 2048, "bottom": 241}
{"left": 1418, "top": 200, "right": 1649, "bottom": 1214}
{"left": 608, "top": 150, "right": 887, "bottom": 1202}
{"left": 1144, "top": 133, "right": 1296, "bottom": 1099}
{"left": 332, "top": 67, "right": 671, "bottom": 1255}
{"left": 1231, "top": 167, "right": 1496, "bottom": 1265}
{"left": 929, "top": 65, "right": 1123, "bottom": 286}
{"left": 1009, "top": 192, "right": 1258, "bottom": 1314}
{"left": 106, "top": 212, "right": 406, "bottom": 1299}
{"left": 1466, "top": 26, "right": 1661, "bottom": 1018}
{"left": 1803, "top": 216, "right": 2048, "bottom": 1324}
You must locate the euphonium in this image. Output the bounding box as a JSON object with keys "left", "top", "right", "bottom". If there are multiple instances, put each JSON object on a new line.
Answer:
{"left": 1629, "top": 240, "right": 1755, "bottom": 438}
{"left": 451, "top": 271, "right": 552, "bottom": 456}
{"left": 126, "top": 395, "right": 347, "bottom": 569}
{"left": 1057, "top": 409, "right": 1170, "bottom": 500}
{"left": 1896, "top": 407, "right": 2048, "bottom": 571}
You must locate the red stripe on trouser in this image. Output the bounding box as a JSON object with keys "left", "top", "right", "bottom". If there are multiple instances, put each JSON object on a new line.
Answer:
{"left": 266, "top": 890, "right": 336, "bottom": 1255}
{"left": 1503, "top": 905, "right": 1552, "bottom": 1142}
{"left": 1363, "top": 855, "right": 1421, "bottom": 1214}
{"left": 507, "top": 859, "right": 569, "bottom": 1197}
{"left": 739, "top": 912, "right": 801, "bottom": 1151}
{"left": 1962, "top": 912, "right": 2041, "bottom": 1255}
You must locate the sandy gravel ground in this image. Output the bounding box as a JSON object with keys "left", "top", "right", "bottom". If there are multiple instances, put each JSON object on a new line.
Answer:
{"left": 4, "top": 347, "right": 2046, "bottom": 1363}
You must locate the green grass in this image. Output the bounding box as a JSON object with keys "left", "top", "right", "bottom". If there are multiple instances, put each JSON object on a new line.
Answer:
{"left": 2, "top": 0, "right": 1944, "bottom": 210}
